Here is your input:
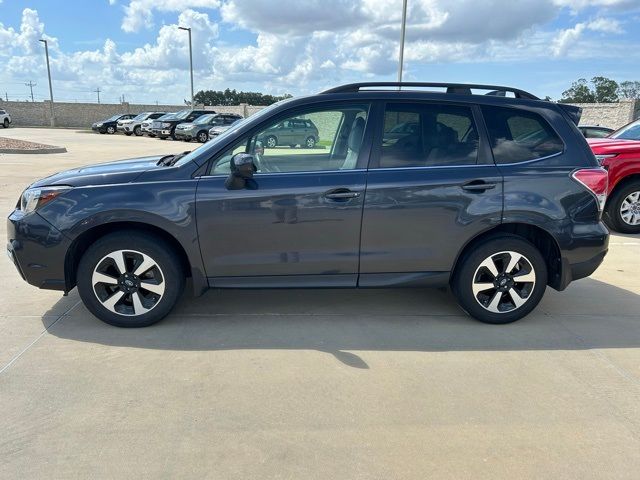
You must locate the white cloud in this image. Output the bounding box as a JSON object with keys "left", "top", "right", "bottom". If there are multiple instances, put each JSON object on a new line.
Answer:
{"left": 587, "top": 17, "right": 623, "bottom": 33}
{"left": 119, "top": 0, "right": 220, "bottom": 32}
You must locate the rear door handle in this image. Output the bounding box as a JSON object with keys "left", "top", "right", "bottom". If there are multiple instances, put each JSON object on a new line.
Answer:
{"left": 324, "top": 189, "right": 361, "bottom": 200}
{"left": 462, "top": 180, "right": 497, "bottom": 192}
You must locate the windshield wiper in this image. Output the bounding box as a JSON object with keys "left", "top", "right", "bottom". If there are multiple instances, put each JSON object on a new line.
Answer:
{"left": 157, "top": 151, "right": 191, "bottom": 166}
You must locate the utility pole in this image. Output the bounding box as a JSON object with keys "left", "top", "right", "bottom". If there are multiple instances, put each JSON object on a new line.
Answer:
{"left": 94, "top": 87, "right": 101, "bottom": 104}
{"left": 4, "top": 92, "right": 8, "bottom": 101}
{"left": 178, "top": 26, "right": 194, "bottom": 109}
{"left": 39, "top": 39, "right": 55, "bottom": 126}
{"left": 397, "top": 0, "right": 408, "bottom": 85}
{"left": 25, "top": 81, "right": 37, "bottom": 101}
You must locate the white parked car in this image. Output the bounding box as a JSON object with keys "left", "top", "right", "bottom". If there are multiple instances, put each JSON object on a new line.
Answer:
{"left": 0, "top": 108, "right": 11, "bottom": 128}
{"left": 122, "top": 112, "right": 166, "bottom": 136}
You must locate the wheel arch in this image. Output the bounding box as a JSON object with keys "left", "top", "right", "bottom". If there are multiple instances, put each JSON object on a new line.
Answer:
{"left": 451, "top": 223, "right": 563, "bottom": 290}
{"left": 606, "top": 173, "right": 640, "bottom": 205}
{"left": 65, "top": 221, "right": 193, "bottom": 292}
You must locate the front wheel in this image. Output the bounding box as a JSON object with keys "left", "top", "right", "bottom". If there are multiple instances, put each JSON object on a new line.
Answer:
{"left": 604, "top": 182, "right": 640, "bottom": 234}
{"left": 197, "top": 131, "right": 208, "bottom": 143}
{"left": 3, "top": 119, "right": 9, "bottom": 128}
{"left": 134, "top": 126, "right": 142, "bottom": 136}
{"left": 77, "top": 232, "right": 185, "bottom": 327}
{"left": 106, "top": 125, "right": 116, "bottom": 134}
{"left": 452, "top": 235, "right": 547, "bottom": 324}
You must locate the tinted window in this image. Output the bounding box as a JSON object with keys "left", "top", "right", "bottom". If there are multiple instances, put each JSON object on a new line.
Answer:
{"left": 585, "top": 128, "right": 611, "bottom": 139}
{"left": 610, "top": 120, "right": 640, "bottom": 140}
{"left": 211, "top": 104, "right": 369, "bottom": 175}
{"left": 379, "top": 103, "right": 479, "bottom": 168}
{"left": 482, "top": 106, "right": 563, "bottom": 164}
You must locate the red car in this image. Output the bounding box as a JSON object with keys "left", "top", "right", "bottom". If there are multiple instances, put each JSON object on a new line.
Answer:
{"left": 588, "top": 136, "right": 640, "bottom": 233}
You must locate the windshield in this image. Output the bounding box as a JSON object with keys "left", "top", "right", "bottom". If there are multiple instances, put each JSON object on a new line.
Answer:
{"left": 157, "top": 113, "right": 175, "bottom": 121}
{"left": 194, "top": 114, "right": 215, "bottom": 124}
{"left": 106, "top": 115, "right": 121, "bottom": 121}
{"left": 610, "top": 120, "right": 640, "bottom": 140}
{"left": 173, "top": 109, "right": 191, "bottom": 120}
{"left": 172, "top": 101, "right": 287, "bottom": 167}
{"left": 133, "top": 112, "right": 150, "bottom": 121}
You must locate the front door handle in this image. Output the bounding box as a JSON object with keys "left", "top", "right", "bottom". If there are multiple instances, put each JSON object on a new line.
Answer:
{"left": 324, "top": 188, "right": 361, "bottom": 200}
{"left": 461, "top": 180, "right": 497, "bottom": 192}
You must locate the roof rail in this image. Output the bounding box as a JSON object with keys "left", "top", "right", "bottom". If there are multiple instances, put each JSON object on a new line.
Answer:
{"left": 321, "top": 82, "right": 539, "bottom": 100}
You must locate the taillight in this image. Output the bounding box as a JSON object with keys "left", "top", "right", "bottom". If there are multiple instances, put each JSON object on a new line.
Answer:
{"left": 571, "top": 168, "right": 608, "bottom": 211}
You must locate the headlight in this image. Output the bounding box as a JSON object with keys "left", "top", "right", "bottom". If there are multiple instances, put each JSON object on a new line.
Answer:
{"left": 96, "top": 123, "right": 103, "bottom": 127}
{"left": 20, "top": 186, "right": 72, "bottom": 214}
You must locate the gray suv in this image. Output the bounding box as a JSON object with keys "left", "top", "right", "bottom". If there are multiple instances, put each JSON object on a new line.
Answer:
{"left": 259, "top": 118, "right": 320, "bottom": 148}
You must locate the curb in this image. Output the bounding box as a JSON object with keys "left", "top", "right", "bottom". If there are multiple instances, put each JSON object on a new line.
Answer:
{"left": 0, "top": 146, "right": 67, "bottom": 154}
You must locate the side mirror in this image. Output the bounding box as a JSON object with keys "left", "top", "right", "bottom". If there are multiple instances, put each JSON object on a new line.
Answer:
{"left": 225, "top": 153, "right": 258, "bottom": 190}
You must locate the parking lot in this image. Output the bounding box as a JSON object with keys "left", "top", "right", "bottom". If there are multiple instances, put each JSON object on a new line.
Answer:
{"left": 1, "top": 128, "right": 640, "bottom": 478}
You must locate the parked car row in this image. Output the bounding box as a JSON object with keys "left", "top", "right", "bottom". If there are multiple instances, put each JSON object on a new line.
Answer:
{"left": 91, "top": 109, "right": 244, "bottom": 143}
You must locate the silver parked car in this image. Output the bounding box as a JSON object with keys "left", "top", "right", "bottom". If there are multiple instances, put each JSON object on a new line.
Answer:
{"left": 122, "top": 112, "right": 166, "bottom": 136}
{"left": 209, "top": 118, "right": 242, "bottom": 140}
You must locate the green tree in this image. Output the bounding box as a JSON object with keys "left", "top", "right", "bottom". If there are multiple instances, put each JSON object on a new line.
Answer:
{"left": 560, "top": 78, "right": 596, "bottom": 103}
{"left": 193, "top": 89, "right": 292, "bottom": 106}
{"left": 592, "top": 76, "right": 619, "bottom": 103}
{"left": 618, "top": 81, "right": 640, "bottom": 99}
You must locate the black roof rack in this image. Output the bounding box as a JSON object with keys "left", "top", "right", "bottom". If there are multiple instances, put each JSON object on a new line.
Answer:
{"left": 321, "top": 82, "right": 539, "bottom": 100}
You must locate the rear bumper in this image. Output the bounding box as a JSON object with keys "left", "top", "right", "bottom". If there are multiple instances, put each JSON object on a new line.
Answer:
{"left": 556, "top": 221, "right": 609, "bottom": 290}
{"left": 7, "top": 210, "right": 70, "bottom": 291}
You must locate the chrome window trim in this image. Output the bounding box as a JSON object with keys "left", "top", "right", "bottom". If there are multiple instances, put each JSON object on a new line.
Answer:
{"left": 202, "top": 168, "right": 367, "bottom": 179}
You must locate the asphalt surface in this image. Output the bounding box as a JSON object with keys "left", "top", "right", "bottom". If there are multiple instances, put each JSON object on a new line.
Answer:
{"left": 1, "top": 128, "right": 640, "bottom": 479}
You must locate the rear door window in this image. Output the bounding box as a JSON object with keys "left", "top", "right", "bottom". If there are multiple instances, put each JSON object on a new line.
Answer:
{"left": 481, "top": 106, "right": 564, "bottom": 164}
{"left": 378, "top": 102, "right": 479, "bottom": 168}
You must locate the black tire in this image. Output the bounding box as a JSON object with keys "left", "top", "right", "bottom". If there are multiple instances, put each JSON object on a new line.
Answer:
{"left": 452, "top": 235, "right": 547, "bottom": 324}
{"left": 3, "top": 119, "right": 9, "bottom": 128}
{"left": 197, "top": 131, "right": 208, "bottom": 143}
{"left": 148, "top": 133, "right": 156, "bottom": 138}
{"left": 124, "top": 132, "right": 132, "bottom": 136}
{"left": 170, "top": 128, "right": 177, "bottom": 140}
{"left": 106, "top": 125, "right": 116, "bottom": 134}
{"left": 305, "top": 136, "right": 316, "bottom": 148}
{"left": 77, "top": 232, "right": 185, "bottom": 327}
{"left": 604, "top": 181, "right": 640, "bottom": 234}
{"left": 134, "top": 126, "right": 142, "bottom": 136}
{"left": 265, "top": 135, "right": 277, "bottom": 148}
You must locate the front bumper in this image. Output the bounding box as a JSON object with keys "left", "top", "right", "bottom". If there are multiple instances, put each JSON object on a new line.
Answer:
{"left": 7, "top": 210, "right": 71, "bottom": 291}
{"left": 91, "top": 125, "right": 105, "bottom": 133}
{"left": 174, "top": 130, "right": 194, "bottom": 140}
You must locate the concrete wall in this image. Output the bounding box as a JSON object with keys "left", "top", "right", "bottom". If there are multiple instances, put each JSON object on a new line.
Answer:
{"left": 0, "top": 100, "right": 266, "bottom": 128}
{"left": 571, "top": 100, "right": 639, "bottom": 129}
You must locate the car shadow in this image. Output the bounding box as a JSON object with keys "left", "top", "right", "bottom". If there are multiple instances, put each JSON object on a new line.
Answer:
{"left": 42, "top": 278, "right": 640, "bottom": 369}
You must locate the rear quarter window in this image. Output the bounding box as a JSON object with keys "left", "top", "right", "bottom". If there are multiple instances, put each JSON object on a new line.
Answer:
{"left": 482, "top": 106, "right": 564, "bottom": 164}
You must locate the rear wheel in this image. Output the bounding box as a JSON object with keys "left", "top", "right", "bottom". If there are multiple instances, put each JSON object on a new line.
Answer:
{"left": 604, "top": 181, "right": 640, "bottom": 234}
{"left": 452, "top": 235, "right": 547, "bottom": 324}
{"left": 305, "top": 136, "right": 316, "bottom": 148}
{"left": 124, "top": 132, "right": 132, "bottom": 136}
{"left": 77, "top": 232, "right": 185, "bottom": 327}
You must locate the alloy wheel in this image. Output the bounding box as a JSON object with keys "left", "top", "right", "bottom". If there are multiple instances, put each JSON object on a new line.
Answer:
{"left": 620, "top": 191, "right": 640, "bottom": 226}
{"left": 472, "top": 251, "right": 536, "bottom": 313}
{"left": 92, "top": 249, "right": 165, "bottom": 316}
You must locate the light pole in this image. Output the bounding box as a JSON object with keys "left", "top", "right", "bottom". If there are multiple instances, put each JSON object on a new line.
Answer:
{"left": 397, "top": 0, "right": 408, "bottom": 85}
{"left": 178, "top": 26, "right": 194, "bottom": 109}
{"left": 39, "top": 39, "right": 55, "bottom": 126}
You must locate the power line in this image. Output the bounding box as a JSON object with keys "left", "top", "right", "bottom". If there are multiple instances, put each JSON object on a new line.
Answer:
{"left": 25, "top": 81, "right": 37, "bottom": 102}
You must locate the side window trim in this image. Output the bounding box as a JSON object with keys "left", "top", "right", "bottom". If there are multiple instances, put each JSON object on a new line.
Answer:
{"left": 480, "top": 105, "right": 566, "bottom": 165}
{"left": 203, "top": 101, "right": 374, "bottom": 176}
{"left": 370, "top": 99, "right": 484, "bottom": 170}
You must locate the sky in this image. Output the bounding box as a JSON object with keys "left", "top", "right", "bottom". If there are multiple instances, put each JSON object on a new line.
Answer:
{"left": 0, "top": 0, "right": 639, "bottom": 105}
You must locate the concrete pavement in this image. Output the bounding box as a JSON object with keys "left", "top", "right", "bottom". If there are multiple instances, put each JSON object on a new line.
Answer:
{"left": 1, "top": 128, "right": 640, "bottom": 479}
